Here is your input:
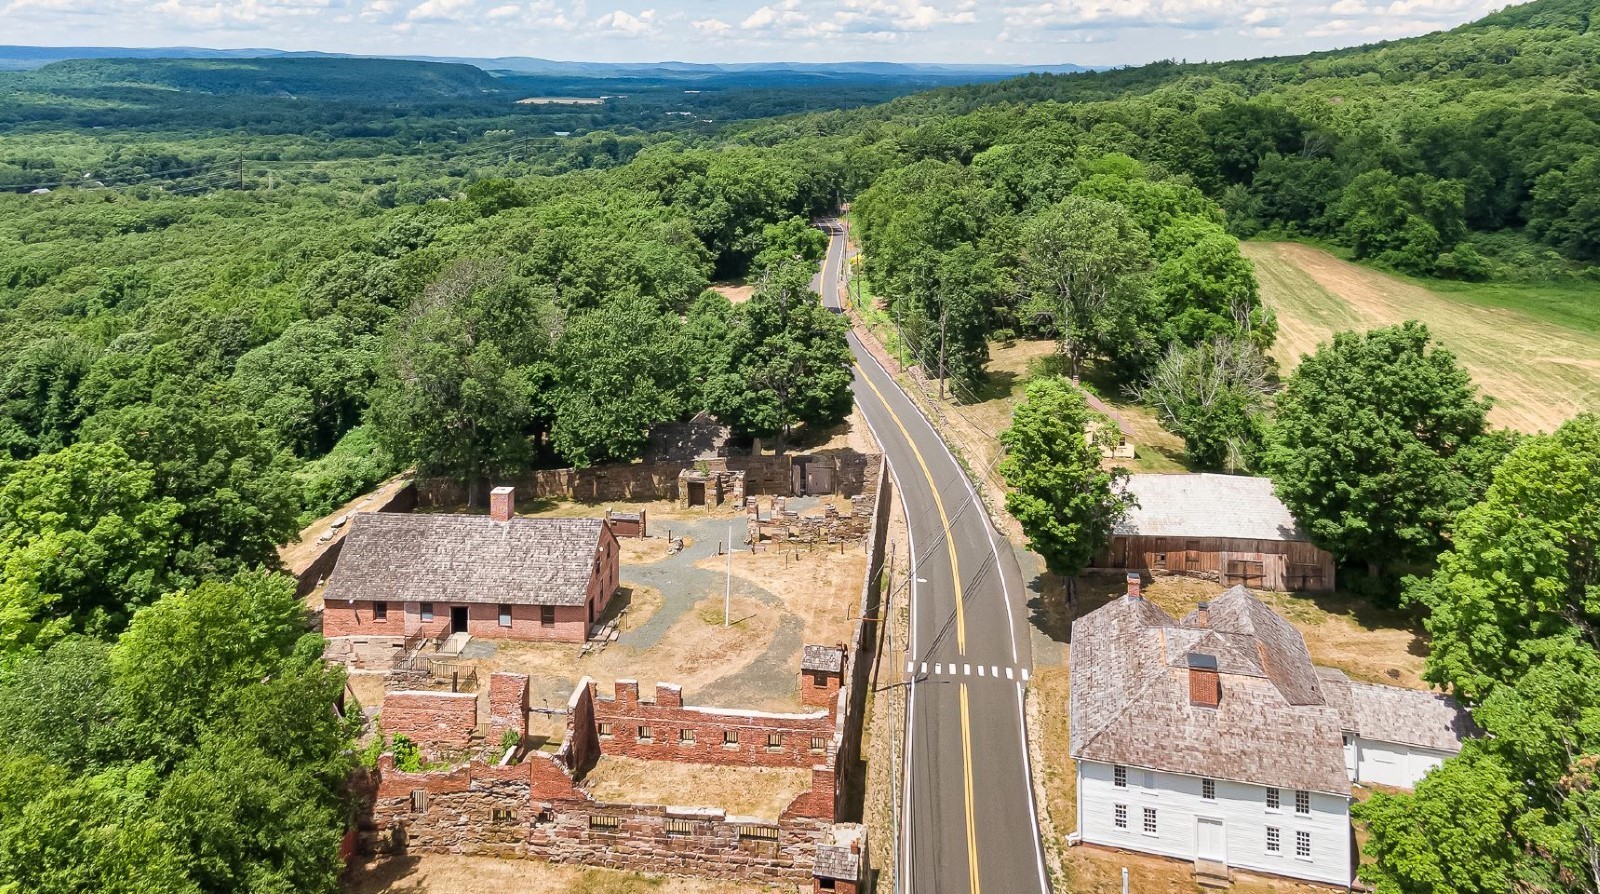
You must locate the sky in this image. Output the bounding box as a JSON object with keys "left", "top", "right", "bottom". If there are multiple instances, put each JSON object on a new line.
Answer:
{"left": 0, "top": 0, "right": 1514, "bottom": 66}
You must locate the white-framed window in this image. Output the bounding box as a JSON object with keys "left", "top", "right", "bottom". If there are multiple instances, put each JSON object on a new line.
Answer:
{"left": 1295, "top": 789, "right": 1310, "bottom": 814}
{"left": 1202, "top": 778, "right": 1215, "bottom": 800}
{"left": 1114, "top": 804, "right": 1127, "bottom": 829}
{"left": 1266, "top": 787, "right": 1280, "bottom": 811}
{"left": 723, "top": 730, "right": 739, "bottom": 747}
{"left": 637, "top": 725, "right": 652, "bottom": 742}
{"left": 420, "top": 602, "right": 434, "bottom": 622}
{"left": 1296, "top": 830, "right": 1311, "bottom": 859}
{"left": 1266, "top": 826, "right": 1280, "bottom": 853}
{"left": 498, "top": 604, "right": 512, "bottom": 627}
{"left": 1142, "top": 807, "right": 1157, "bottom": 835}
{"left": 1113, "top": 765, "right": 1127, "bottom": 787}
{"left": 1141, "top": 769, "right": 1155, "bottom": 790}
{"left": 597, "top": 722, "right": 612, "bottom": 738}
{"left": 679, "top": 728, "right": 695, "bottom": 744}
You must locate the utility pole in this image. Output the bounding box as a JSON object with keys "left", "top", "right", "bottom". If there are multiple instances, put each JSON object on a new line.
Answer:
{"left": 725, "top": 523, "right": 733, "bottom": 628}
{"left": 938, "top": 309, "right": 948, "bottom": 402}
{"left": 237, "top": 156, "right": 244, "bottom": 191}
{"left": 895, "top": 307, "right": 904, "bottom": 370}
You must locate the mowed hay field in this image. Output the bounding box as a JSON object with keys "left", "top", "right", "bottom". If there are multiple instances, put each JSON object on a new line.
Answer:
{"left": 1244, "top": 241, "right": 1600, "bottom": 433}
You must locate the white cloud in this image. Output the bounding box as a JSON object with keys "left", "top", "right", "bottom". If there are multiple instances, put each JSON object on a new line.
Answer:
{"left": 692, "top": 17, "right": 734, "bottom": 36}
{"left": 594, "top": 7, "right": 655, "bottom": 35}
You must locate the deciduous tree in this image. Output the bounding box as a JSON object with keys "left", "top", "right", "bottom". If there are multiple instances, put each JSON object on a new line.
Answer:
{"left": 1000, "top": 377, "right": 1132, "bottom": 579}
{"left": 1261, "top": 322, "right": 1493, "bottom": 578}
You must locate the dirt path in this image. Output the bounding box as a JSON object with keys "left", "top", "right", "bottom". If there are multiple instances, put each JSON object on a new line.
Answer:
{"left": 1244, "top": 242, "right": 1600, "bottom": 433}
{"left": 279, "top": 474, "right": 413, "bottom": 576}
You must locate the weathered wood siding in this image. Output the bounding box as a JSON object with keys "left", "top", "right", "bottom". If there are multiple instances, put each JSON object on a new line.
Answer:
{"left": 1093, "top": 535, "right": 1336, "bottom": 592}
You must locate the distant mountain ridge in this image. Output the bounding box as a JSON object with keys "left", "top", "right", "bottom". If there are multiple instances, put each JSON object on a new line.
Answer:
{"left": 0, "top": 45, "right": 1095, "bottom": 79}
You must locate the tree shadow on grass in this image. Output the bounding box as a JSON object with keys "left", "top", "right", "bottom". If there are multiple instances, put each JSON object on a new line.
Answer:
{"left": 342, "top": 856, "right": 426, "bottom": 894}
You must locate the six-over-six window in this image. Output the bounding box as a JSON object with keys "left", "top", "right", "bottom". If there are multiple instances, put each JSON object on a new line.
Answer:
{"left": 1100, "top": 772, "right": 1320, "bottom": 863}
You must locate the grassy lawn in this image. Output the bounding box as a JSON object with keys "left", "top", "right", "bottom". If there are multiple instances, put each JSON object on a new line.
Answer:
{"left": 1243, "top": 241, "right": 1600, "bottom": 433}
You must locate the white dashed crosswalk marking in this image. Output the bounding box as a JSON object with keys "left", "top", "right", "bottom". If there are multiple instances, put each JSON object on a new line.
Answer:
{"left": 905, "top": 663, "right": 1036, "bottom": 683}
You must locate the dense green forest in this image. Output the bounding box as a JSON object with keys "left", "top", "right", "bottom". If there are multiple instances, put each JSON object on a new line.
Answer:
{"left": 0, "top": 0, "right": 1596, "bottom": 890}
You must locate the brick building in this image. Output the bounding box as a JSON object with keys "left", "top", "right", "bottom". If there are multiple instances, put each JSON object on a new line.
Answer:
{"left": 323, "top": 486, "right": 619, "bottom": 644}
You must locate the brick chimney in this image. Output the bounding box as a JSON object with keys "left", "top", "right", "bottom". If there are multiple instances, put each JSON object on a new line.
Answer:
{"left": 1195, "top": 601, "right": 1210, "bottom": 628}
{"left": 1125, "top": 572, "right": 1142, "bottom": 600}
{"left": 489, "top": 486, "right": 515, "bottom": 522}
{"left": 1188, "top": 653, "right": 1220, "bottom": 708}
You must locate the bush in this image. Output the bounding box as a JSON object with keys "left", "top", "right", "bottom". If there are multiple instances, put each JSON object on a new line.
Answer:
{"left": 294, "top": 425, "right": 398, "bottom": 525}
{"left": 391, "top": 734, "right": 421, "bottom": 772}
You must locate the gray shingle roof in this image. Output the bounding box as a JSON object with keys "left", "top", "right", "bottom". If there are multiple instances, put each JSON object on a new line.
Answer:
{"left": 1316, "top": 668, "right": 1474, "bottom": 753}
{"left": 1114, "top": 473, "right": 1308, "bottom": 542}
{"left": 1071, "top": 586, "right": 1352, "bottom": 795}
{"left": 324, "top": 512, "right": 606, "bottom": 607}
{"left": 802, "top": 644, "right": 845, "bottom": 673}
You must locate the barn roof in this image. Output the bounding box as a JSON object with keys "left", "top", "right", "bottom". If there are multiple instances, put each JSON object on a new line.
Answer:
{"left": 1072, "top": 586, "right": 1355, "bottom": 795}
{"left": 325, "top": 512, "right": 605, "bottom": 607}
{"left": 1114, "top": 473, "right": 1308, "bottom": 542}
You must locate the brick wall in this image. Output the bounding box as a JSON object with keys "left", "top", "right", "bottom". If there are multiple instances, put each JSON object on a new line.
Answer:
{"left": 487, "top": 673, "right": 529, "bottom": 745}
{"left": 589, "top": 680, "right": 840, "bottom": 771}
{"left": 381, "top": 691, "right": 478, "bottom": 753}
{"left": 802, "top": 667, "right": 844, "bottom": 709}
{"left": 324, "top": 601, "right": 590, "bottom": 644}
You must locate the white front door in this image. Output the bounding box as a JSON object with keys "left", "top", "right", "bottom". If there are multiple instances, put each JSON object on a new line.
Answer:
{"left": 1196, "top": 817, "right": 1226, "bottom": 863}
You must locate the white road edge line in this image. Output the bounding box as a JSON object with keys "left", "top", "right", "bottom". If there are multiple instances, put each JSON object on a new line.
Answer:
{"left": 848, "top": 311, "right": 919, "bottom": 894}
{"left": 1016, "top": 681, "right": 1049, "bottom": 894}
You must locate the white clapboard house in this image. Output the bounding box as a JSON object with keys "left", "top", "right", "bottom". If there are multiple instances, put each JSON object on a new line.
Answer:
{"left": 1070, "top": 579, "right": 1473, "bottom": 886}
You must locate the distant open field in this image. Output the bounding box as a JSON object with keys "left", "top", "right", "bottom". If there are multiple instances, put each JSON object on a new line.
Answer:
{"left": 515, "top": 96, "right": 606, "bottom": 104}
{"left": 1244, "top": 241, "right": 1600, "bottom": 433}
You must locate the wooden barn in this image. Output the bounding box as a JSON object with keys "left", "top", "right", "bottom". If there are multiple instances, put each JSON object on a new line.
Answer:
{"left": 1093, "top": 473, "right": 1336, "bottom": 592}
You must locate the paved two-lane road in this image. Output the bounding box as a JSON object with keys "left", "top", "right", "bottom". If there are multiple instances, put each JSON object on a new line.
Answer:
{"left": 816, "top": 220, "right": 1051, "bottom": 894}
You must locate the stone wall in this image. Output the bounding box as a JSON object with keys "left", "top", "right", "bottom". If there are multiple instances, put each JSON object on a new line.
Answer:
{"left": 415, "top": 450, "right": 882, "bottom": 509}
{"left": 371, "top": 753, "right": 832, "bottom": 884}
{"left": 585, "top": 680, "right": 840, "bottom": 771}
{"left": 294, "top": 480, "right": 417, "bottom": 597}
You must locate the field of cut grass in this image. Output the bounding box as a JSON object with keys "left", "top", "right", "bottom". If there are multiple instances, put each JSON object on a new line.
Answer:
{"left": 1244, "top": 241, "right": 1600, "bottom": 433}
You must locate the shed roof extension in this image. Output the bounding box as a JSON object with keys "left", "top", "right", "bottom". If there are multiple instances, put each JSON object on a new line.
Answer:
{"left": 1317, "top": 668, "right": 1475, "bottom": 753}
{"left": 325, "top": 512, "right": 606, "bottom": 607}
{"left": 1114, "top": 473, "right": 1307, "bottom": 542}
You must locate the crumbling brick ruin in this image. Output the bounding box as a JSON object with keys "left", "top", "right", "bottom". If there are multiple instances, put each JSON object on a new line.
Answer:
{"left": 352, "top": 456, "right": 891, "bottom": 891}
{"left": 747, "top": 494, "right": 875, "bottom": 545}
{"left": 366, "top": 660, "right": 867, "bottom": 888}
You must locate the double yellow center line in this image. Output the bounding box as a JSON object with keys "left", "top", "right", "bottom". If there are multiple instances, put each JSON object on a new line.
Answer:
{"left": 853, "top": 361, "right": 981, "bottom": 894}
